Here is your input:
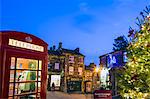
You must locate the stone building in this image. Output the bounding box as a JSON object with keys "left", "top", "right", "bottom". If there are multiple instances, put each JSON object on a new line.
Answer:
{"left": 47, "top": 46, "right": 65, "bottom": 91}
{"left": 48, "top": 42, "right": 85, "bottom": 93}
{"left": 84, "top": 63, "right": 100, "bottom": 93}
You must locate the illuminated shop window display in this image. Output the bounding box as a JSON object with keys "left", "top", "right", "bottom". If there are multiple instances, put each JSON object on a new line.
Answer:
{"left": 50, "top": 75, "right": 61, "bottom": 87}
{"left": 9, "top": 57, "right": 42, "bottom": 99}
{"left": 100, "top": 67, "right": 109, "bottom": 88}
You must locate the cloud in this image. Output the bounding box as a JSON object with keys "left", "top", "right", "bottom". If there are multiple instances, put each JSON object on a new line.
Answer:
{"left": 79, "top": 2, "right": 89, "bottom": 12}
{"left": 38, "top": 0, "right": 148, "bottom": 65}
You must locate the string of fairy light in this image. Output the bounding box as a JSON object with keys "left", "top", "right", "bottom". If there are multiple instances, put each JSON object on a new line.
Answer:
{"left": 118, "top": 6, "right": 150, "bottom": 98}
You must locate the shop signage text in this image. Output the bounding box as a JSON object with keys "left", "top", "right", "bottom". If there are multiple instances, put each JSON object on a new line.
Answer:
{"left": 9, "top": 39, "right": 44, "bottom": 52}
{"left": 94, "top": 90, "right": 112, "bottom": 99}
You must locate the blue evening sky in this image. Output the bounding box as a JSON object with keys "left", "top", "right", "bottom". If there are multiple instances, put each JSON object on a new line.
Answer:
{"left": 1, "top": 0, "right": 149, "bottom": 65}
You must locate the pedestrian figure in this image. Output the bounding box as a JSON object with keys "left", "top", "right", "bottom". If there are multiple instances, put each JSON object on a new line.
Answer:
{"left": 52, "top": 82, "right": 55, "bottom": 91}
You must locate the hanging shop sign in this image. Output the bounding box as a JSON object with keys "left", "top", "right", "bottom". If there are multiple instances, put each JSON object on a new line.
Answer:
{"left": 94, "top": 90, "right": 112, "bottom": 99}
{"left": 107, "top": 51, "right": 124, "bottom": 68}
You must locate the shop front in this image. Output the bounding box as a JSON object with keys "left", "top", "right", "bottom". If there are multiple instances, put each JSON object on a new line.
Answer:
{"left": 50, "top": 75, "right": 61, "bottom": 91}
{"left": 85, "top": 81, "right": 92, "bottom": 93}
{"left": 0, "top": 31, "right": 48, "bottom": 99}
{"left": 67, "top": 78, "right": 82, "bottom": 93}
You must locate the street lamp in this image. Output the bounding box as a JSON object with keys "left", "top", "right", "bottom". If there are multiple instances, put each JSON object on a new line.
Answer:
{"left": 94, "top": 67, "right": 99, "bottom": 73}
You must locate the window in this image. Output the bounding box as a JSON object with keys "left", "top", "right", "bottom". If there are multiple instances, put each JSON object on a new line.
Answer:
{"left": 123, "top": 52, "right": 128, "bottom": 62}
{"left": 54, "top": 63, "right": 59, "bottom": 70}
{"left": 69, "top": 56, "right": 74, "bottom": 63}
{"left": 69, "top": 66, "right": 74, "bottom": 75}
{"left": 8, "top": 57, "right": 42, "bottom": 99}
{"left": 78, "top": 67, "right": 82, "bottom": 76}
{"left": 79, "top": 57, "right": 83, "bottom": 63}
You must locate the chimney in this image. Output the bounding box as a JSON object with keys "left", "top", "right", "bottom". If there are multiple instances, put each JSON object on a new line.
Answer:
{"left": 53, "top": 45, "right": 56, "bottom": 51}
{"left": 75, "top": 48, "right": 79, "bottom": 52}
{"left": 58, "top": 42, "right": 62, "bottom": 49}
{"left": 50, "top": 47, "right": 53, "bottom": 50}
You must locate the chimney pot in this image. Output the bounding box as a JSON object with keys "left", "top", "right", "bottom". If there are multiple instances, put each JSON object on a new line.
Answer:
{"left": 75, "top": 48, "right": 79, "bottom": 52}
{"left": 50, "top": 47, "right": 53, "bottom": 50}
{"left": 53, "top": 45, "right": 56, "bottom": 50}
{"left": 59, "top": 42, "right": 62, "bottom": 49}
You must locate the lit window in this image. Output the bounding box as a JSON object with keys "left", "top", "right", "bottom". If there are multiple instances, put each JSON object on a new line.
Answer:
{"left": 54, "top": 63, "right": 59, "bottom": 70}
{"left": 69, "top": 66, "right": 74, "bottom": 75}
{"left": 78, "top": 67, "right": 82, "bottom": 76}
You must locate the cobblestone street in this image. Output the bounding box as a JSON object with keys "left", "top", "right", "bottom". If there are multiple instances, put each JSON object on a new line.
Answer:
{"left": 47, "top": 91, "right": 93, "bottom": 99}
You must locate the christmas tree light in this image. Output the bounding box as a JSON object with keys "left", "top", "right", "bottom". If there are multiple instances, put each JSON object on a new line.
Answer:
{"left": 117, "top": 6, "right": 150, "bottom": 98}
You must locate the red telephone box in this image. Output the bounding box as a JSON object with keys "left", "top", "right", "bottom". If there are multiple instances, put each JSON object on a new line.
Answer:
{"left": 0, "top": 31, "right": 48, "bottom": 99}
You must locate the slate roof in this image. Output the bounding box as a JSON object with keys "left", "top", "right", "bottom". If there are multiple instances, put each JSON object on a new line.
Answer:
{"left": 61, "top": 48, "right": 85, "bottom": 56}
{"left": 48, "top": 50, "right": 63, "bottom": 56}
{"left": 48, "top": 48, "right": 85, "bottom": 57}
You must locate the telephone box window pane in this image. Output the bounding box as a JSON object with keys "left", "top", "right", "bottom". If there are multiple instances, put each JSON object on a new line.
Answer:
{"left": 8, "top": 97, "right": 13, "bottom": 99}
{"left": 14, "top": 82, "right": 37, "bottom": 95}
{"left": 37, "top": 93, "right": 40, "bottom": 98}
{"left": 38, "top": 71, "right": 41, "bottom": 81}
{"left": 16, "top": 94, "right": 36, "bottom": 99}
{"left": 38, "top": 82, "right": 41, "bottom": 92}
{"left": 11, "top": 57, "right": 15, "bottom": 69}
{"left": 16, "top": 58, "right": 38, "bottom": 70}
{"left": 16, "top": 70, "right": 37, "bottom": 82}
{"left": 39, "top": 60, "right": 42, "bottom": 70}
{"left": 9, "top": 83, "right": 14, "bottom": 96}
{"left": 9, "top": 70, "right": 15, "bottom": 82}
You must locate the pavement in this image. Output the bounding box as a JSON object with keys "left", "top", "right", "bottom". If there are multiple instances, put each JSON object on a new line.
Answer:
{"left": 47, "top": 91, "right": 93, "bottom": 99}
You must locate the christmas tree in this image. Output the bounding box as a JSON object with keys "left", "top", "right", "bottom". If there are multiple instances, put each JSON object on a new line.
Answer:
{"left": 117, "top": 6, "right": 150, "bottom": 98}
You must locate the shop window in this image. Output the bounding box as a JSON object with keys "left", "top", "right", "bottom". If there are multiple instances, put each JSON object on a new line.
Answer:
{"left": 50, "top": 75, "right": 61, "bottom": 87}
{"left": 8, "top": 57, "right": 42, "bottom": 98}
